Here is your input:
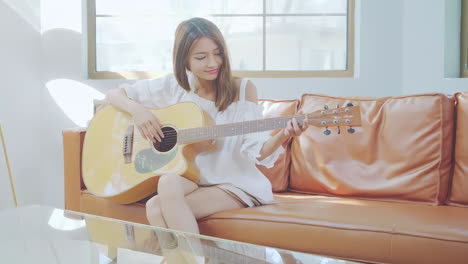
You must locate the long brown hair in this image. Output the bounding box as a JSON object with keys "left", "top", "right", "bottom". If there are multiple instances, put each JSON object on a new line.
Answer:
{"left": 173, "top": 17, "right": 237, "bottom": 112}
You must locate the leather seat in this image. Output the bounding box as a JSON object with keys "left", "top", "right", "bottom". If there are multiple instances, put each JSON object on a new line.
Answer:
{"left": 199, "top": 193, "right": 468, "bottom": 264}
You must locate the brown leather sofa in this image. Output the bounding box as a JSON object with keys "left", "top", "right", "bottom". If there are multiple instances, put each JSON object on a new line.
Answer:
{"left": 63, "top": 92, "right": 468, "bottom": 264}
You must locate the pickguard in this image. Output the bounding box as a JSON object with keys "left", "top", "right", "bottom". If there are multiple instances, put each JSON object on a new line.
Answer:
{"left": 134, "top": 146, "right": 177, "bottom": 173}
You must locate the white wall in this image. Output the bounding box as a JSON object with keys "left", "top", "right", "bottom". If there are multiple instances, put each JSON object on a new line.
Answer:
{"left": 40, "top": 0, "right": 122, "bottom": 207}
{"left": 0, "top": 0, "right": 42, "bottom": 207}
{"left": 1, "top": 0, "right": 468, "bottom": 208}
{"left": 402, "top": 0, "right": 468, "bottom": 94}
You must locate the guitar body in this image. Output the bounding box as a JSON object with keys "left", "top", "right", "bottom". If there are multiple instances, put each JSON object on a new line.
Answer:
{"left": 82, "top": 102, "right": 215, "bottom": 204}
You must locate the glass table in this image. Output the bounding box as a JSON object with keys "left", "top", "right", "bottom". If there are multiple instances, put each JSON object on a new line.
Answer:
{"left": 0, "top": 205, "right": 361, "bottom": 264}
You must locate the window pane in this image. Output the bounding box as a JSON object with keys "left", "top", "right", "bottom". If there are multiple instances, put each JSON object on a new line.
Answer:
{"left": 210, "top": 17, "right": 263, "bottom": 71}
{"left": 96, "top": 16, "right": 179, "bottom": 72}
{"left": 96, "top": 16, "right": 263, "bottom": 72}
{"left": 92, "top": 1, "right": 352, "bottom": 75}
{"left": 96, "top": 0, "right": 176, "bottom": 15}
{"left": 181, "top": 0, "right": 263, "bottom": 15}
{"left": 96, "top": 0, "right": 262, "bottom": 16}
{"left": 266, "top": 0, "right": 347, "bottom": 14}
{"left": 266, "top": 16, "right": 347, "bottom": 71}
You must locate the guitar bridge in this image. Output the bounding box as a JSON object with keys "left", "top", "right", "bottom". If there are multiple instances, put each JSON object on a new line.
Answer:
{"left": 123, "top": 125, "right": 134, "bottom": 164}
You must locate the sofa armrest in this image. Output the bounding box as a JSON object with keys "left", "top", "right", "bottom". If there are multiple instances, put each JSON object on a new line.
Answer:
{"left": 63, "top": 127, "right": 86, "bottom": 212}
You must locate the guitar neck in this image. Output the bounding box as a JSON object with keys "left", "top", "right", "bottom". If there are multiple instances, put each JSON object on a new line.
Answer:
{"left": 178, "top": 114, "right": 311, "bottom": 143}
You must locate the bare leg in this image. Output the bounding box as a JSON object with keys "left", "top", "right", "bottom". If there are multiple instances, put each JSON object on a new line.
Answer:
{"left": 146, "top": 196, "right": 168, "bottom": 228}
{"left": 144, "top": 196, "right": 176, "bottom": 252}
{"left": 149, "top": 174, "right": 201, "bottom": 263}
{"left": 156, "top": 174, "right": 200, "bottom": 233}
{"left": 184, "top": 187, "right": 245, "bottom": 220}
{"left": 147, "top": 174, "right": 246, "bottom": 263}
{"left": 148, "top": 174, "right": 246, "bottom": 232}
{"left": 145, "top": 174, "right": 198, "bottom": 252}
{"left": 182, "top": 186, "right": 247, "bottom": 263}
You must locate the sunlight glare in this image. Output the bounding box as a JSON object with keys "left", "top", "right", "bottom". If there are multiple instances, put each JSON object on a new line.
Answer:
{"left": 48, "top": 208, "right": 86, "bottom": 231}
{"left": 46, "top": 79, "right": 105, "bottom": 127}
{"left": 41, "top": 0, "right": 81, "bottom": 34}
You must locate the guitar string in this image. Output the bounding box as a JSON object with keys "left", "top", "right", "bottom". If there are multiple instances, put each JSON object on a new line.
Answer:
{"left": 131, "top": 112, "right": 356, "bottom": 143}
{"left": 132, "top": 118, "right": 355, "bottom": 143}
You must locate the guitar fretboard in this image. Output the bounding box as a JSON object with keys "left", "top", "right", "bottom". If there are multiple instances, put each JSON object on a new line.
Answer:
{"left": 177, "top": 115, "right": 307, "bottom": 143}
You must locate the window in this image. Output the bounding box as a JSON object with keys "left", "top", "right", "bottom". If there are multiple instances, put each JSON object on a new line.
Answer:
{"left": 86, "top": 0, "right": 355, "bottom": 79}
{"left": 462, "top": 0, "right": 468, "bottom": 77}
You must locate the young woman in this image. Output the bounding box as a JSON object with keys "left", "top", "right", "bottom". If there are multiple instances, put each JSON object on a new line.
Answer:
{"left": 106, "top": 17, "right": 308, "bottom": 255}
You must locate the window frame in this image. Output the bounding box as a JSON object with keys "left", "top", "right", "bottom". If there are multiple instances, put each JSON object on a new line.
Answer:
{"left": 461, "top": 0, "right": 468, "bottom": 77}
{"left": 86, "top": 0, "right": 355, "bottom": 79}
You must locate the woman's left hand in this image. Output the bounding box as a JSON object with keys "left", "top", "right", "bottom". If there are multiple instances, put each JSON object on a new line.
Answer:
{"left": 283, "top": 110, "right": 309, "bottom": 137}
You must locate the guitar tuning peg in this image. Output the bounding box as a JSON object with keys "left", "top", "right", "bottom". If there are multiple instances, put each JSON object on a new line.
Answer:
{"left": 346, "top": 103, "right": 354, "bottom": 107}
{"left": 324, "top": 105, "right": 329, "bottom": 110}
{"left": 347, "top": 127, "right": 355, "bottom": 134}
{"left": 337, "top": 126, "right": 341, "bottom": 134}
{"left": 336, "top": 104, "right": 340, "bottom": 108}
{"left": 323, "top": 128, "right": 331, "bottom": 135}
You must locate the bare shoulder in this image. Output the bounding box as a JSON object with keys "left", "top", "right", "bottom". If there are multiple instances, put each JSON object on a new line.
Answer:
{"left": 244, "top": 80, "right": 258, "bottom": 103}
{"left": 233, "top": 78, "right": 258, "bottom": 103}
{"left": 239, "top": 79, "right": 257, "bottom": 104}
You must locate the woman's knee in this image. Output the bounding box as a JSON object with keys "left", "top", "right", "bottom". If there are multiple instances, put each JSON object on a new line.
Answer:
{"left": 157, "top": 174, "right": 184, "bottom": 199}
{"left": 146, "top": 195, "right": 159, "bottom": 209}
{"left": 146, "top": 196, "right": 163, "bottom": 222}
{"left": 157, "top": 174, "right": 197, "bottom": 199}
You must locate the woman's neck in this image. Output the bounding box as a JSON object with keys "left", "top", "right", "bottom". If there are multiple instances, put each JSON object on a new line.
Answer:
{"left": 195, "top": 78, "right": 215, "bottom": 95}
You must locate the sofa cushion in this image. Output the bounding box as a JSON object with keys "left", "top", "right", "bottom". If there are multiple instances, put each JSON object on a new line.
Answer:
{"left": 289, "top": 93, "right": 454, "bottom": 205}
{"left": 199, "top": 193, "right": 468, "bottom": 264}
{"left": 449, "top": 92, "right": 468, "bottom": 207}
{"left": 258, "top": 99, "right": 299, "bottom": 192}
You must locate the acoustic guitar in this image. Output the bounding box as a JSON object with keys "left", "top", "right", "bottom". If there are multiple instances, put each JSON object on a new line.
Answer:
{"left": 82, "top": 102, "right": 361, "bottom": 204}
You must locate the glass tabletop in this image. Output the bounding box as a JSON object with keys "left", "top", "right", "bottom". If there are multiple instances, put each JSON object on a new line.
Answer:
{"left": 0, "top": 205, "right": 360, "bottom": 264}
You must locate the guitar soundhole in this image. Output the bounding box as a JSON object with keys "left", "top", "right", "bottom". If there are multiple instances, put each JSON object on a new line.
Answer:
{"left": 153, "top": 126, "right": 177, "bottom": 152}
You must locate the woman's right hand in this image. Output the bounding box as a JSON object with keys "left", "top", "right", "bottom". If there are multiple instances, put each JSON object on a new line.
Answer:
{"left": 131, "top": 104, "right": 164, "bottom": 143}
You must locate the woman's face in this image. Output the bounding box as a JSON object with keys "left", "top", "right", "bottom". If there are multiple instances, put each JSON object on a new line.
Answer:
{"left": 188, "top": 37, "right": 223, "bottom": 81}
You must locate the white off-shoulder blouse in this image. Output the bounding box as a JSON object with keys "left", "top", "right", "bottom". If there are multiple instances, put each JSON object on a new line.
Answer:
{"left": 121, "top": 73, "right": 282, "bottom": 205}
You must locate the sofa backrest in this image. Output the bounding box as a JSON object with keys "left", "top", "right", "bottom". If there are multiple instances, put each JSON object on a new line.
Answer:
{"left": 288, "top": 93, "right": 454, "bottom": 205}
{"left": 448, "top": 92, "right": 468, "bottom": 207}
{"left": 258, "top": 99, "right": 299, "bottom": 192}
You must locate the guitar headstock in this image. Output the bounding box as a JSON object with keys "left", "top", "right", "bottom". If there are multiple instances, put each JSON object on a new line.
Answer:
{"left": 306, "top": 103, "right": 361, "bottom": 135}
